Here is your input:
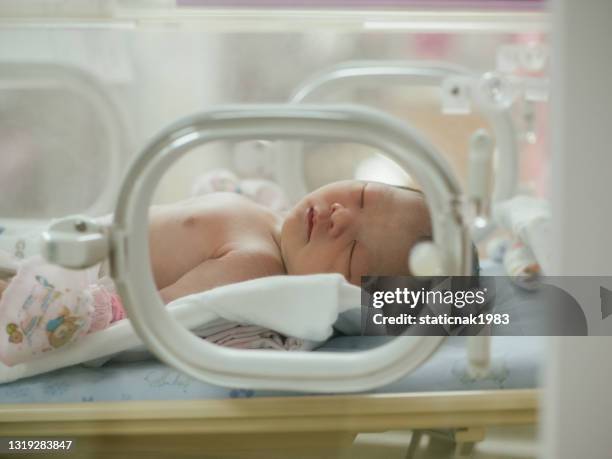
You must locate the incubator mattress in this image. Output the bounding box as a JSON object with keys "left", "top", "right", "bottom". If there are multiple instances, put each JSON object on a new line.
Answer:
{"left": 0, "top": 335, "right": 544, "bottom": 403}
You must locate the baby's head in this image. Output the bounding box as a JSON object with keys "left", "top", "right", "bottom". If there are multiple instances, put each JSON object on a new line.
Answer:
{"left": 280, "top": 180, "right": 432, "bottom": 286}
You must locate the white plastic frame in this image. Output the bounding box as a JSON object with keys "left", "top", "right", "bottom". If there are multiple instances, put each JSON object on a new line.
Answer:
{"left": 284, "top": 61, "right": 520, "bottom": 241}
{"left": 110, "top": 104, "right": 473, "bottom": 392}
{"left": 0, "top": 62, "right": 128, "bottom": 217}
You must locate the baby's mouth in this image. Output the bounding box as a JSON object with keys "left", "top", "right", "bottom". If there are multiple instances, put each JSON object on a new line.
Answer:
{"left": 307, "top": 206, "right": 314, "bottom": 241}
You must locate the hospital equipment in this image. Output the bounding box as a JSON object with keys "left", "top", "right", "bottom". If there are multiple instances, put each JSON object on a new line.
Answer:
{"left": 0, "top": 116, "right": 533, "bottom": 454}
{"left": 36, "top": 104, "right": 476, "bottom": 391}
{"left": 1, "top": 104, "right": 523, "bottom": 458}
{"left": 0, "top": 3, "right": 551, "bottom": 456}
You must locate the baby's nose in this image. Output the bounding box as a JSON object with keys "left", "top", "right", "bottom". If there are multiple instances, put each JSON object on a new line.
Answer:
{"left": 329, "top": 203, "right": 355, "bottom": 238}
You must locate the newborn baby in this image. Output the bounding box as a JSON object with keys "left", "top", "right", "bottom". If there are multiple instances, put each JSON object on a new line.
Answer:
{"left": 1, "top": 180, "right": 430, "bottom": 304}
{"left": 0, "top": 180, "right": 430, "bottom": 364}
{"left": 151, "top": 180, "right": 430, "bottom": 304}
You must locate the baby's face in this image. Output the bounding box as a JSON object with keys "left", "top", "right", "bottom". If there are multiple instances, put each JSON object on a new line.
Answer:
{"left": 280, "top": 180, "right": 431, "bottom": 286}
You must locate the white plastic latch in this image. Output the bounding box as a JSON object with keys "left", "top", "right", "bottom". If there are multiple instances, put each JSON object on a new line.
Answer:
{"left": 40, "top": 216, "right": 109, "bottom": 269}
{"left": 441, "top": 76, "right": 472, "bottom": 115}
{"left": 474, "top": 72, "right": 517, "bottom": 112}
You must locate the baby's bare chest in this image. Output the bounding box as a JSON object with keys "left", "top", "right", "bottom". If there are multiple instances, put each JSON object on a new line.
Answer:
{"left": 148, "top": 194, "right": 281, "bottom": 287}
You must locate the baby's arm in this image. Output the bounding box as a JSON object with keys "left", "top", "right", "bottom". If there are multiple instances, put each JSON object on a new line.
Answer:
{"left": 159, "top": 249, "right": 283, "bottom": 304}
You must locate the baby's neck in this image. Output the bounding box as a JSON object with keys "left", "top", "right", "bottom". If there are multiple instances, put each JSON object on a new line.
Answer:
{"left": 267, "top": 211, "right": 286, "bottom": 273}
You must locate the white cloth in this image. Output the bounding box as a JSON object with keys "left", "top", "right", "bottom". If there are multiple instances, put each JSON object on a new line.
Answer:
{"left": 0, "top": 273, "right": 361, "bottom": 384}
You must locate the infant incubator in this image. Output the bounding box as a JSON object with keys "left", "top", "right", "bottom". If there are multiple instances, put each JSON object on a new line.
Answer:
{"left": 0, "top": 0, "right": 552, "bottom": 388}
{"left": 0, "top": 2, "right": 570, "bottom": 456}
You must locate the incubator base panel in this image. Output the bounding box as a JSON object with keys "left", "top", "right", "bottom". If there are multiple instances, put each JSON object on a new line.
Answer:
{"left": 0, "top": 336, "right": 543, "bottom": 404}
{"left": 0, "top": 336, "right": 541, "bottom": 446}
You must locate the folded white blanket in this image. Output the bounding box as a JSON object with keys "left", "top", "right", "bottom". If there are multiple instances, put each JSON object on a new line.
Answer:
{"left": 0, "top": 273, "right": 361, "bottom": 384}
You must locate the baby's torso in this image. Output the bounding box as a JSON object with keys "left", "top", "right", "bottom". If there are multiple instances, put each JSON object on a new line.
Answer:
{"left": 148, "top": 193, "right": 284, "bottom": 289}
